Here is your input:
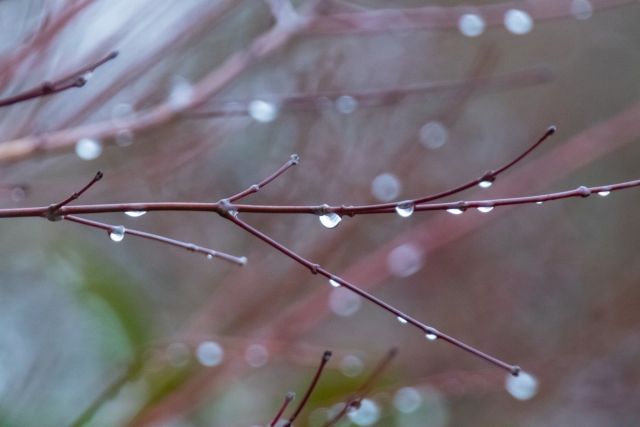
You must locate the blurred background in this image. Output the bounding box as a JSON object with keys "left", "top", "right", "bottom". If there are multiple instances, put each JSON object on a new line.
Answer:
{"left": 0, "top": 0, "right": 639, "bottom": 426}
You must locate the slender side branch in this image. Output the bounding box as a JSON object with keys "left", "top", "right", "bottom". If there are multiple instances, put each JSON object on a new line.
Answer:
{"left": 0, "top": 51, "right": 118, "bottom": 108}
{"left": 283, "top": 350, "right": 332, "bottom": 427}
{"left": 268, "top": 392, "right": 295, "bottom": 427}
{"left": 228, "top": 154, "right": 299, "bottom": 202}
{"left": 50, "top": 171, "right": 103, "bottom": 211}
{"left": 223, "top": 214, "right": 520, "bottom": 375}
{"left": 64, "top": 215, "right": 247, "bottom": 266}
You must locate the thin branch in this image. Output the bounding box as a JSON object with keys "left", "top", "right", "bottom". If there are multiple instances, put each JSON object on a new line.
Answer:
{"left": 49, "top": 171, "right": 103, "bottom": 214}
{"left": 63, "top": 215, "right": 247, "bottom": 266}
{"left": 228, "top": 154, "right": 299, "bottom": 203}
{"left": 223, "top": 213, "right": 519, "bottom": 375}
{"left": 283, "top": 350, "right": 332, "bottom": 427}
{"left": 268, "top": 392, "right": 295, "bottom": 427}
{"left": 324, "top": 347, "right": 398, "bottom": 427}
{"left": 0, "top": 51, "right": 118, "bottom": 108}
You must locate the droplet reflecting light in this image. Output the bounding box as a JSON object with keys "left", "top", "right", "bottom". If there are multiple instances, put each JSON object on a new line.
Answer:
{"left": 598, "top": 190, "right": 610, "bottom": 196}
{"left": 371, "top": 173, "right": 401, "bottom": 202}
{"left": 248, "top": 100, "right": 279, "bottom": 122}
{"left": 329, "top": 279, "right": 341, "bottom": 287}
{"left": 425, "top": 331, "right": 438, "bottom": 340}
{"left": 197, "top": 341, "right": 224, "bottom": 367}
{"left": 397, "top": 316, "right": 408, "bottom": 324}
{"left": 125, "top": 211, "right": 146, "bottom": 217}
{"left": 319, "top": 213, "right": 341, "bottom": 228}
{"left": 395, "top": 201, "right": 414, "bottom": 218}
{"left": 446, "top": 208, "right": 464, "bottom": 215}
{"left": 478, "top": 206, "right": 493, "bottom": 213}
{"left": 504, "top": 9, "right": 533, "bottom": 34}
{"left": 419, "top": 121, "right": 448, "bottom": 149}
{"left": 75, "top": 138, "right": 102, "bottom": 160}
{"left": 479, "top": 180, "right": 493, "bottom": 188}
{"left": 458, "top": 14, "right": 485, "bottom": 37}
{"left": 505, "top": 371, "right": 538, "bottom": 400}
{"left": 109, "top": 226, "right": 126, "bottom": 242}
{"left": 335, "top": 95, "right": 357, "bottom": 114}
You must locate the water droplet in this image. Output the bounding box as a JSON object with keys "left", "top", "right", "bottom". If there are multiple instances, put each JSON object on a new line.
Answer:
{"left": 598, "top": 190, "right": 610, "bottom": 196}
{"left": 505, "top": 371, "right": 538, "bottom": 400}
{"left": 397, "top": 316, "right": 408, "bottom": 324}
{"left": 458, "top": 14, "right": 485, "bottom": 37}
{"left": 115, "top": 129, "right": 134, "bottom": 147}
{"left": 82, "top": 71, "right": 93, "bottom": 82}
{"left": 371, "top": 173, "right": 401, "bottom": 202}
{"left": 335, "top": 95, "right": 357, "bottom": 114}
{"left": 419, "top": 121, "right": 448, "bottom": 149}
{"left": 479, "top": 180, "right": 493, "bottom": 188}
{"left": 329, "top": 278, "right": 341, "bottom": 287}
{"left": 168, "top": 76, "right": 194, "bottom": 110}
{"left": 394, "top": 387, "right": 422, "bottom": 413}
{"left": 446, "top": 208, "right": 464, "bottom": 215}
{"left": 536, "top": 201, "right": 543, "bottom": 204}
{"left": 206, "top": 254, "right": 213, "bottom": 259}
{"left": 347, "top": 398, "right": 379, "bottom": 426}
{"left": 340, "top": 355, "right": 364, "bottom": 377}
{"left": 319, "top": 213, "right": 341, "bottom": 228}
{"left": 329, "top": 287, "right": 361, "bottom": 316}
{"left": 196, "top": 341, "right": 224, "bottom": 367}
{"left": 109, "top": 225, "right": 126, "bottom": 242}
{"left": 571, "top": 0, "right": 593, "bottom": 19}
{"left": 504, "top": 9, "right": 533, "bottom": 34}
{"left": 425, "top": 332, "right": 437, "bottom": 340}
{"left": 388, "top": 243, "right": 424, "bottom": 277}
{"left": 125, "top": 211, "right": 146, "bottom": 217}
{"left": 248, "top": 100, "right": 279, "bottom": 122}
{"left": 478, "top": 206, "right": 493, "bottom": 213}
{"left": 395, "top": 201, "right": 414, "bottom": 218}
{"left": 165, "top": 342, "right": 190, "bottom": 367}
{"left": 75, "top": 138, "right": 102, "bottom": 160}
{"left": 245, "top": 344, "right": 269, "bottom": 367}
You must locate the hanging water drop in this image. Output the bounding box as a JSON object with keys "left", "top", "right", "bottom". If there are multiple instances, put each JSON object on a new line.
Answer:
{"left": 207, "top": 254, "right": 213, "bottom": 259}
{"left": 425, "top": 332, "right": 437, "bottom": 340}
{"left": 447, "top": 208, "right": 464, "bottom": 215}
{"left": 458, "top": 13, "right": 485, "bottom": 37}
{"left": 505, "top": 371, "right": 538, "bottom": 400}
{"left": 248, "top": 100, "right": 279, "bottom": 122}
{"left": 109, "top": 225, "right": 126, "bottom": 242}
{"left": 479, "top": 180, "right": 493, "bottom": 188}
{"left": 319, "top": 213, "right": 341, "bottom": 228}
{"left": 504, "top": 9, "right": 533, "bottom": 34}
{"left": 535, "top": 201, "right": 543, "bottom": 204}
{"left": 397, "top": 316, "right": 408, "bottom": 324}
{"left": 125, "top": 211, "right": 146, "bottom": 217}
{"left": 395, "top": 201, "right": 414, "bottom": 218}
{"left": 598, "top": 190, "right": 610, "bottom": 196}
{"left": 75, "top": 138, "right": 102, "bottom": 160}
{"left": 478, "top": 206, "right": 493, "bottom": 213}
{"left": 329, "top": 279, "right": 341, "bottom": 287}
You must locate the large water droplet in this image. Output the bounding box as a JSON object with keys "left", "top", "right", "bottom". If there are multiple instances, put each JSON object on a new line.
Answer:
{"left": 504, "top": 9, "right": 533, "bottom": 34}
{"left": 505, "top": 371, "right": 538, "bottom": 400}
{"left": 329, "top": 287, "right": 361, "bottom": 316}
{"left": 335, "top": 95, "right": 357, "bottom": 114}
{"left": 329, "top": 278, "right": 341, "bottom": 287}
{"left": 109, "top": 225, "right": 126, "bottom": 242}
{"left": 340, "top": 355, "right": 364, "bottom": 377}
{"left": 571, "top": 0, "right": 593, "bottom": 20}
{"left": 446, "top": 208, "right": 464, "bottom": 215}
{"left": 248, "top": 100, "right": 279, "bottom": 122}
{"left": 371, "top": 173, "right": 401, "bottom": 202}
{"left": 598, "top": 190, "right": 610, "bottom": 196}
{"left": 458, "top": 14, "right": 485, "bottom": 37}
{"left": 319, "top": 213, "right": 341, "bottom": 228}
{"left": 245, "top": 344, "right": 269, "bottom": 368}
{"left": 397, "top": 316, "right": 408, "bottom": 324}
{"left": 347, "top": 399, "right": 379, "bottom": 426}
{"left": 394, "top": 387, "right": 422, "bottom": 413}
{"left": 395, "top": 201, "right": 414, "bottom": 218}
{"left": 125, "top": 211, "right": 146, "bottom": 217}
{"left": 478, "top": 206, "right": 493, "bottom": 213}
{"left": 196, "top": 341, "right": 224, "bottom": 367}
{"left": 388, "top": 243, "right": 424, "bottom": 277}
{"left": 75, "top": 138, "right": 102, "bottom": 160}
{"left": 168, "top": 76, "right": 194, "bottom": 110}
{"left": 419, "top": 121, "right": 448, "bottom": 149}
{"left": 479, "top": 180, "right": 493, "bottom": 188}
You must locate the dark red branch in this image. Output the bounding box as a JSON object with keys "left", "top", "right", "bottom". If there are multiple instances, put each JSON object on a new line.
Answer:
{"left": 283, "top": 350, "right": 332, "bottom": 427}
{"left": 0, "top": 51, "right": 118, "bottom": 108}
{"left": 268, "top": 392, "right": 295, "bottom": 427}
{"left": 49, "top": 171, "right": 103, "bottom": 213}
{"left": 64, "top": 215, "right": 246, "bottom": 266}
{"left": 228, "top": 154, "right": 299, "bottom": 202}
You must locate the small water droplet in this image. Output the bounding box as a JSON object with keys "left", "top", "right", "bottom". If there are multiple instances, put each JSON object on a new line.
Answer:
{"left": 458, "top": 13, "right": 485, "bottom": 37}
{"left": 536, "top": 201, "right": 543, "bottom": 204}
{"left": 319, "top": 213, "right": 341, "bottom": 228}
{"left": 479, "top": 180, "right": 493, "bottom": 188}
{"left": 395, "top": 201, "right": 414, "bottom": 217}
{"left": 397, "top": 316, "right": 408, "bottom": 324}
{"left": 82, "top": 71, "right": 93, "bottom": 82}
{"left": 125, "top": 211, "right": 146, "bottom": 217}
{"left": 371, "top": 173, "right": 401, "bottom": 202}
{"left": 335, "top": 95, "right": 357, "bottom": 114}
{"left": 196, "top": 341, "right": 224, "bottom": 367}
{"left": 109, "top": 225, "right": 126, "bottom": 242}
{"left": 75, "top": 138, "right": 102, "bottom": 160}
{"left": 329, "top": 279, "right": 341, "bottom": 287}
{"left": 419, "top": 121, "right": 448, "bottom": 149}
{"left": 206, "top": 254, "right": 213, "bottom": 259}
{"left": 505, "top": 371, "right": 538, "bottom": 400}
{"left": 425, "top": 332, "right": 437, "bottom": 340}
{"left": 290, "top": 154, "right": 300, "bottom": 164}
{"left": 478, "top": 206, "right": 493, "bottom": 213}
{"left": 598, "top": 190, "right": 610, "bottom": 196}
{"left": 571, "top": 0, "right": 593, "bottom": 20}
{"left": 347, "top": 398, "right": 379, "bottom": 426}
{"left": 447, "top": 208, "right": 464, "bottom": 215}
{"left": 248, "top": 100, "right": 279, "bottom": 122}
{"left": 504, "top": 9, "right": 533, "bottom": 34}
{"left": 168, "top": 76, "right": 194, "bottom": 110}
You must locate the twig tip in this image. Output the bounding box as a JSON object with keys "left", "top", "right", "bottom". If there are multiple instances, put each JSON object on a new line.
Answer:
{"left": 547, "top": 125, "right": 556, "bottom": 135}
{"left": 511, "top": 366, "right": 521, "bottom": 376}
{"left": 286, "top": 391, "right": 296, "bottom": 401}
{"left": 290, "top": 154, "right": 300, "bottom": 165}
{"left": 322, "top": 350, "right": 332, "bottom": 361}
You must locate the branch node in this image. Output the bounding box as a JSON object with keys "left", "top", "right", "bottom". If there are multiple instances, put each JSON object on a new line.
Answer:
{"left": 480, "top": 170, "right": 496, "bottom": 182}
{"left": 218, "top": 198, "right": 238, "bottom": 217}
{"left": 577, "top": 186, "right": 591, "bottom": 197}
{"left": 310, "top": 263, "right": 320, "bottom": 274}
{"left": 186, "top": 244, "right": 198, "bottom": 252}
{"left": 312, "top": 204, "right": 331, "bottom": 215}
{"left": 42, "top": 81, "right": 54, "bottom": 94}
{"left": 45, "top": 204, "right": 63, "bottom": 222}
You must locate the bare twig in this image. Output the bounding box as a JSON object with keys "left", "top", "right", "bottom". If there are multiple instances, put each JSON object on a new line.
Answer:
{"left": 268, "top": 392, "right": 295, "bottom": 427}
{"left": 0, "top": 51, "right": 118, "bottom": 108}
{"left": 49, "top": 171, "right": 103, "bottom": 213}
{"left": 228, "top": 154, "right": 299, "bottom": 203}
{"left": 283, "top": 350, "right": 332, "bottom": 427}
